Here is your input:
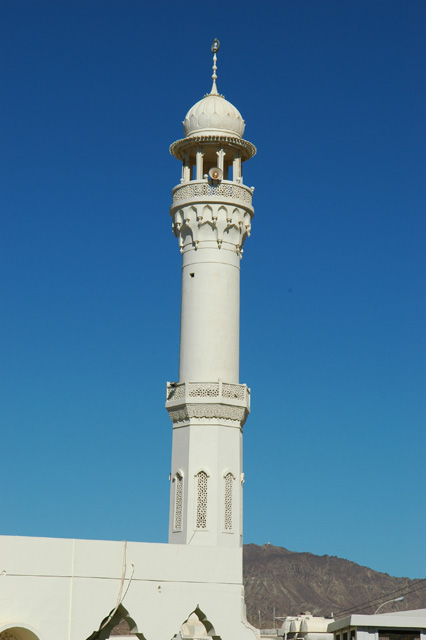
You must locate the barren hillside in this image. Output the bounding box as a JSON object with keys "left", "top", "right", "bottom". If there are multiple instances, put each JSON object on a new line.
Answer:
{"left": 243, "top": 544, "right": 426, "bottom": 628}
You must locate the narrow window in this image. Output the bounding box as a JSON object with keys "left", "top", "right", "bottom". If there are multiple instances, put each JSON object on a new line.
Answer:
{"left": 174, "top": 472, "right": 183, "bottom": 531}
{"left": 196, "top": 471, "right": 208, "bottom": 529}
{"left": 224, "top": 472, "right": 234, "bottom": 531}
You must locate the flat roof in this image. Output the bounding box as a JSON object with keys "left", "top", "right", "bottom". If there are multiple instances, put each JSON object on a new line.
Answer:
{"left": 329, "top": 610, "right": 426, "bottom": 632}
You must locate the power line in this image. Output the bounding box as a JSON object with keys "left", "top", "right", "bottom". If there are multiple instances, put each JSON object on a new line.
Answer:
{"left": 336, "top": 581, "right": 426, "bottom": 616}
{"left": 350, "top": 582, "right": 426, "bottom": 615}
{"left": 333, "top": 578, "right": 426, "bottom": 615}
{"left": 333, "top": 578, "right": 426, "bottom": 617}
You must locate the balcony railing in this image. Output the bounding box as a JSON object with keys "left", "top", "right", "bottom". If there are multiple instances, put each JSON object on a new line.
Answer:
{"left": 171, "top": 180, "right": 253, "bottom": 207}
{"left": 166, "top": 381, "right": 250, "bottom": 409}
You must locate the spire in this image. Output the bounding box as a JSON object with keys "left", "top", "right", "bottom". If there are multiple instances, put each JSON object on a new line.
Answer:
{"left": 210, "top": 38, "right": 220, "bottom": 95}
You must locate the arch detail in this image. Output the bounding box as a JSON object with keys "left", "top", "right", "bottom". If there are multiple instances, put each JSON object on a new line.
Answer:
{"left": 0, "top": 626, "right": 40, "bottom": 640}
{"left": 85, "top": 604, "right": 145, "bottom": 640}
{"left": 195, "top": 470, "right": 208, "bottom": 529}
{"left": 224, "top": 471, "right": 235, "bottom": 531}
{"left": 173, "top": 470, "right": 184, "bottom": 531}
{"left": 178, "top": 606, "right": 221, "bottom": 640}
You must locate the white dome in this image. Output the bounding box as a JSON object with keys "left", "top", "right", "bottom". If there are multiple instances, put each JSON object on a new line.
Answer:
{"left": 183, "top": 93, "right": 245, "bottom": 138}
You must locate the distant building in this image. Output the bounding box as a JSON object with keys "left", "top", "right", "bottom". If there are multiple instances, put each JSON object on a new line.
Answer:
{"left": 328, "top": 609, "right": 426, "bottom": 640}
{"left": 260, "top": 613, "right": 334, "bottom": 640}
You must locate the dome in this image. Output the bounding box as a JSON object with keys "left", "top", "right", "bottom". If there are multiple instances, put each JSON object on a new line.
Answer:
{"left": 183, "top": 93, "right": 245, "bottom": 139}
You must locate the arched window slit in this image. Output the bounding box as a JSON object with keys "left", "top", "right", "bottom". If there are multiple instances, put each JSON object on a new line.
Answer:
{"left": 196, "top": 471, "right": 208, "bottom": 529}
{"left": 224, "top": 472, "right": 234, "bottom": 531}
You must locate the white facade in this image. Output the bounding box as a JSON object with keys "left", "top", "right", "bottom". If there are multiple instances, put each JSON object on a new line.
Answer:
{"left": 0, "top": 42, "right": 258, "bottom": 640}
{"left": 0, "top": 536, "right": 256, "bottom": 640}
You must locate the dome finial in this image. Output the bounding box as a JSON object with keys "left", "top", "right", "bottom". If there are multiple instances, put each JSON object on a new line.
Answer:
{"left": 210, "top": 39, "right": 220, "bottom": 95}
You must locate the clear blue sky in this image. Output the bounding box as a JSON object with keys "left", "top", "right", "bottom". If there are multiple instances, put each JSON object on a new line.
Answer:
{"left": 1, "top": 1, "right": 425, "bottom": 581}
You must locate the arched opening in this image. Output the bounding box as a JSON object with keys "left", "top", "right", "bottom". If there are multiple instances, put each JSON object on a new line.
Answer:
{"left": 109, "top": 617, "right": 134, "bottom": 637}
{"left": 173, "top": 470, "right": 184, "bottom": 532}
{"left": 224, "top": 471, "right": 235, "bottom": 531}
{"left": 0, "top": 627, "right": 40, "bottom": 640}
{"left": 195, "top": 471, "right": 208, "bottom": 530}
{"left": 174, "top": 606, "right": 221, "bottom": 640}
{"left": 86, "top": 604, "right": 145, "bottom": 640}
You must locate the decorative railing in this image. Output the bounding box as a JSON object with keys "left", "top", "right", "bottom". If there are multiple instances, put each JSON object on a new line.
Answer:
{"left": 172, "top": 180, "right": 253, "bottom": 207}
{"left": 165, "top": 381, "right": 251, "bottom": 426}
{"left": 166, "top": 381, "right": 249, "bottom": 405}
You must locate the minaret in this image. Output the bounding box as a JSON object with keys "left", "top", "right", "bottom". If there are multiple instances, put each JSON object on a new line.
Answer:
{"left": 166, "top": 40, "right": 256, "bottom": 547}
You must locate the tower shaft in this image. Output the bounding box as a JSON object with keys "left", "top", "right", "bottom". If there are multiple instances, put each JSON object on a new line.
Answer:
{"left": 179, "top": 229, "right": 240, "bottom": 384}
{"left": 166, "top": 68, "right": 256, "bottom": 547}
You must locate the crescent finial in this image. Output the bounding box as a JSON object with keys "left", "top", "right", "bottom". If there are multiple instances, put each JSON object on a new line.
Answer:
{"left": 210, "top": 39, "right": 220, "bottom": 95}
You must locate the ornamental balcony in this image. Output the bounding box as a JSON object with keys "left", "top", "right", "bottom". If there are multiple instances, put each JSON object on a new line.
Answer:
{"left": 165, "top": 381, "right": 251, "bottom": 427}
{"left": 170, "top": 180, "right": 254, "bottom": 214}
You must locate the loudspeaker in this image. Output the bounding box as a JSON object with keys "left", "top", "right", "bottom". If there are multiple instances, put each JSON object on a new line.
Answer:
{"left": 208, "top": 167, "right": 223, "bottom": 182}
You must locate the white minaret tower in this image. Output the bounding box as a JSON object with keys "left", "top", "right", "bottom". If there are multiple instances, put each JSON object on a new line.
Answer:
{"left": 166, "top": 40, "right": 256, "bottom": 548}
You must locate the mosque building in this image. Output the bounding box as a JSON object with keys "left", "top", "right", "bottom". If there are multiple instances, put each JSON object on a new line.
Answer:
{"left": 0, "top": 40, "right": 259, "bottom": 640}
{"left": 2, "top": 39, "right": 425, "bottom": 640}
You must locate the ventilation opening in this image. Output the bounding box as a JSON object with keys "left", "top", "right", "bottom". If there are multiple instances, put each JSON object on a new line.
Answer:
{"left": 174, "top": 472, "right": 183, "bottom": 532}
{"left": 196, "top": 471, "right": 208, "bottom": 529}
{"left": 224, "top": 472, "right": 234, "bottom": 531}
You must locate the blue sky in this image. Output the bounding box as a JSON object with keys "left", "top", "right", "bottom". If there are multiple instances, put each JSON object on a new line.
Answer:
{"left": 1, "top": 1, "right": 425, "bottom": 582}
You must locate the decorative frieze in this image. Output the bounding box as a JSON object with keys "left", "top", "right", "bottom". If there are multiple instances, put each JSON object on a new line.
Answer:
{"left": 168, "top": 403, "right": 247, "bottom": 424}
{"left": 170, "top": 134, "right": 256, "bottom": 162}
{"left": 166, "top": 381, "right": 250, "bottom": 427}
{"left": 171, "top": 202, "right": 253, "bottom": 255}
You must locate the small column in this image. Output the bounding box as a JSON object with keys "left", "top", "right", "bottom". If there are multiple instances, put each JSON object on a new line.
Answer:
{"left": 233, "top": 154, "right": 242, "bottom": 182}
{"left": 182, "top": 152, "right": 191, "bottom": 182}
{"left": 216, "top": 148, "right": 225, "bottom": 172}
{"left": 196, "top": 148, "right": 204, "bottom": 180}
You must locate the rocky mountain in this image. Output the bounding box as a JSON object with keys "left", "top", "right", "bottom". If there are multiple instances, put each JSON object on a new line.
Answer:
{"left": 243, "top": 544, "right": 426, "bottom": 628}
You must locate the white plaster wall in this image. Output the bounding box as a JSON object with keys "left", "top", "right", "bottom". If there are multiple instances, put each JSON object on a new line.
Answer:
{"left": 356, "top": 630, "right": 377, "bottom": 640}
{"left": 168, "top": 424, "right": 191, "bottom": 542}
{"left": 0, "top": 536, "right": 257, "bottom": 640}
{"left": 179, "top": 246, "right": 240, "bottom": 383}
{"left": 169, "top": 422, "right": 243, "bottom": 547}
